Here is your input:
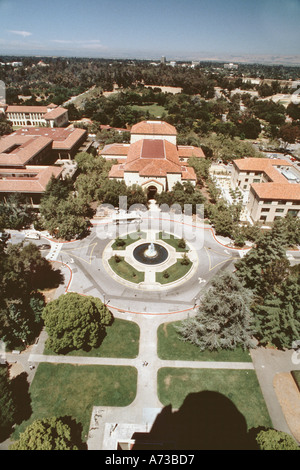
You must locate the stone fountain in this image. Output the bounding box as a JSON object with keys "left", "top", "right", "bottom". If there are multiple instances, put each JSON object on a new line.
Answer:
{"left": 144, "top": 242, "right": 157, "bottom": 258}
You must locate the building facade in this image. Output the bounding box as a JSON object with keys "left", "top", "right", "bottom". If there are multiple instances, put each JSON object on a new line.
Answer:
{"left": 231, "top": 158, "right": 300, "bottom": 223}
{"left": 101, "top": 120, "right": 205, "bottom": 197}
{"left": 0, "top": 103, "right": 68, "bottom": 128}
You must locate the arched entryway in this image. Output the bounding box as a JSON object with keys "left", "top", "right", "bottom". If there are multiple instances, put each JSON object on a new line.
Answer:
{"left": 147, "top": 185, "right": 158, "bottom": 200}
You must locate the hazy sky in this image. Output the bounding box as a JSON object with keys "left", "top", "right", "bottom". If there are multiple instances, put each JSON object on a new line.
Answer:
{"left": 0, "top": 0, "right": 299, "bottom": 59}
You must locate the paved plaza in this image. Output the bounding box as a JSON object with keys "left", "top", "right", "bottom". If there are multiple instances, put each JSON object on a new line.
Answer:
{"left": 1, "top": 208, "right": 300, "bottom": 450}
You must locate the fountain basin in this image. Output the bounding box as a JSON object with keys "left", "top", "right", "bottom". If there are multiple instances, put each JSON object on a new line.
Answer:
{"left": 133, "top": 243, "right": 168, "bottom": 265}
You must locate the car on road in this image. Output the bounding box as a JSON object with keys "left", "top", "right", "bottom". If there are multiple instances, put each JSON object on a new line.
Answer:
{"left": 38, "top": 243, "right": 51, "bottom": 250}
{"left": 24, "top": 231, "right": 40, "bottom": 240}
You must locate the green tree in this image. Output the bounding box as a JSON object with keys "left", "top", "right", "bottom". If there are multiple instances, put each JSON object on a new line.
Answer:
{"left": 0, "top": 114, "right": 13, "bottom": 136}
{"left": 252, "top": 271, "right": 300, "bottom": 349}
{"left": 0, "top": 243, "right": 57, "bottom": 349}
{"left": 235, "top": 230, "right": 289, "bottom": 295}
{"left": 176, "top": 271, "right": 255, "bottom": 351}
{"left": 0, "top": 364, "right": 16, "bottom": 441}
{"left": 42, "top": 293, "right": 112, "bottom": 354}
{"left": 9, "top": 417, "right": 80, "bottom": 450}
{"left": 256, "top": 429, "right": 299, "bottom": 450}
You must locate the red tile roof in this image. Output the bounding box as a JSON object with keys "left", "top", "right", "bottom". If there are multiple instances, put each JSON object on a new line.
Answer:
{"left": 0, "top": 134, "right": 52, "bottom": 167}
{"left": 181, "top": 165, "right": 197, "bottom": 180}
{"left": 100, "top": 143, "right": 130, "bottom": 156}
{"left": 130, "top": 120, "right": 177, "bottom": 136}
{"left": 44, "top": 107, "right": 68, "bottom": 120}
{"left": 108, "top": 164, "right": 125, "bottom": 178}
{"left": 234, "top": 158, "right": 299, "bottom": 201}
{"left": 14, "top": 127, "right": 87, "bottom": 150}
{"left": 177, "top": 145, "right": 206, "bottom": 158}
{"left": 108, "top": 138, "right": 197, "bottom": 181}
{"left": 6, "top": 105, "right": 49, "bottom": 114}
{"left": 0, "top": 165, "right": 63, "bottom": 193}
{"left": 251, "top": 183, "right": 300, "bottom": 201}
{"left": 233, "top": 157, "right": 291, "bottom": 172}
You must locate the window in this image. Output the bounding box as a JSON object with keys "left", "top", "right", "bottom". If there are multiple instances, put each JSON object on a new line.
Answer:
{"left": 260, "top": 215, "right": 267, "bottom": 221}
{"left": 288, "top": 209, "right": 299, "bottom": 217}
{"left": 275, "top": 208, "right": 284, "bottom": 213}
{"left": 263, "top": 200, "right": 272, "bottom": 204}
{"left": 253, "top": 179, "right": 260, "bottom": 183}
{"left": 243, "top": 185, "right": 247, "bottom": 189}
{"left": 261, "top": 208, "right": 270, "bottom": 212}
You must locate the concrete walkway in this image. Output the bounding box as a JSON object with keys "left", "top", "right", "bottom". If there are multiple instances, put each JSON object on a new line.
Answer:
{"left": 250, "top": 347, "right": 300, "bottom": 441}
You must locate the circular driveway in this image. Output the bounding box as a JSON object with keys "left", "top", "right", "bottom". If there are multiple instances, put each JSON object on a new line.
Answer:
{"left": 58, "top": 214, "right": 244, "bottom": 315}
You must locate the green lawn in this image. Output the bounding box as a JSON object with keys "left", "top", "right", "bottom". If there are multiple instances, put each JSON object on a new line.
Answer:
{"left": 156, "top": 259, "right": 192, "bottom": 284}
{"left": 157, "top": 321, "right": 252, "bottom": 362}
{"left": 157, "top": 232, "right": 188, "bottom": 252}
{"left": 108, "top": 256, "right": 144, "bottom": 283}
{"left": 130, "top": 104, "right": 167, "bottom": 118}
{"left": 157, "top": 367, "right": 272, "bottom": 431}
{"left": 292, "top": 370, "right": 300, "bottom": 391}
{"left": 13, "top": 363, "right": 137, "bottom": 441}
{"left": 44, "top": 318, "right": 140, "bottom": 358}
{"left": 111, "top": 231, "right": 146, "bottom": 250}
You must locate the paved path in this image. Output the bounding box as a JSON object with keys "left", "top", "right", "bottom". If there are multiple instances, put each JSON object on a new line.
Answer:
{"left": 250, "top": 347, "right": 300, "bottom": 440}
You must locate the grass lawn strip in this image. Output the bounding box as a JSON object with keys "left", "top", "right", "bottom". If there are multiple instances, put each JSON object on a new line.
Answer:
{"left": 156, "top": 259, "right": 192, "bottom": 284}
{"left": 13, "top": 363, "right": 137, "bottom": 441}
{"left": 130, "top": 104, "right": 167, "bottom": 117}
{"left": 292, "top": 370, "right": 300, "bottom": 391}
{"left": 157, "top": 321, "right": 252, "bottom": 362}
{"left": 44, "top": 318, "right": 140, "bottom": 358}
{"left": 157, "top": 232, "right": 188, "bottom": 252}
{"left": 108, "top": 256, "right": 144, "bottom": 283}
{"left": 111, "top": 231, "right": 146, "bottom": 250}
{"left": 157, "top": 367, "right": 272, "bottom": 430}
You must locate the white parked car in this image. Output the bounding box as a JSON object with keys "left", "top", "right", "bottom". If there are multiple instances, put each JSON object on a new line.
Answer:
{"left": 24, "top": 231, "right": 40, "bottom": 240}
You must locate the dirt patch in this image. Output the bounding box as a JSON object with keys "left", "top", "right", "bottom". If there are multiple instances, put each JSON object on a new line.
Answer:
{"left": 9, "top": 362, "right": 24, "bottom": 379}
{"left": 41, "top": 287, "right": 57, "bottom": 304}
{"left": 273, "top": 372, "right": 300, "bottom": 443}
{"left": 162, "top": 323, "right": 168, "bottom": 338}
{"left": 164, "top": 375, "right": 171, "bottom": 389}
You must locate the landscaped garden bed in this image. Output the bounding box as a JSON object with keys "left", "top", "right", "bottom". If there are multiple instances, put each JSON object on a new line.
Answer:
{"left": 108, "top": 255, "right": 145, "bottom": 283}
{"left": 156, "top": 257, "right": 192, "bottom": 284}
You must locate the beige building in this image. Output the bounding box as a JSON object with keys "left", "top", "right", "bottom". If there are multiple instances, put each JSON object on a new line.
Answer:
{"left": 101, "top": 120, "right": 205, "bottom": 198}
{"left": 231, "top": 158, "right": 300, "bottom": 223}
{"left": 0, "top": 103, "right": 68, "bottom": 128}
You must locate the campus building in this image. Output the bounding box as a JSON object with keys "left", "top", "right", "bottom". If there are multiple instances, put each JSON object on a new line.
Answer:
{"left": 231, "top": 158, "right": 300, "bottom": 223}
{"left": 100, "top": 120, "right": 205, "bottom": 198}
{"left": 0, "top": 126, "right": 87, "bottom": 205}
{"left": 0, "top": 102, "right": 68, "bottom": 128}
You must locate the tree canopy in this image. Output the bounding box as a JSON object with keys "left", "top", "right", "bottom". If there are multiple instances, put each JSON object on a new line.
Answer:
{"left": 177, "top": 271, "right": 255, "bottom": 351}
{"left": 0, "top": 242, "right": 61, "bottom": 349}
{"left": 42, "top": 293, "right": 112, "bottom": 354}
{"left": 9, "top": 417, "right": 81, "bottom": 450}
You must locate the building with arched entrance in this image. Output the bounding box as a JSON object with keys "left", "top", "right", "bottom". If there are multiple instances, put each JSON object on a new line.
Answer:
{"left": 101, "top": 120, "right": 205, "bottom": 195}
